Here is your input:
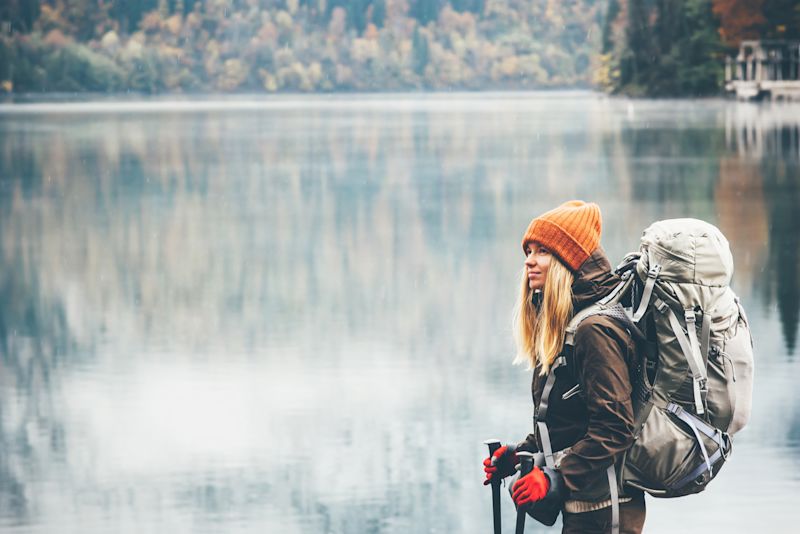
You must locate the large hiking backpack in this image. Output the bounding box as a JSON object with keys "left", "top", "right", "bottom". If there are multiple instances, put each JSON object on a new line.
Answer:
{"left": 565, "top": 218, "right": 754, "bottom": 499}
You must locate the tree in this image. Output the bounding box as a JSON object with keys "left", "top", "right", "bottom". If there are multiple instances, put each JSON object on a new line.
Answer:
{"left": 412, "top": 25, "right": 429, "bottom": 75}
{"left": 1, "top": 0, "right": 41, "bottom": 33}
{"left": 111, "top": 0, "right": 160, "bottom": 34}
{"left": 762, "top": 0, "right": 800, "bottom": 39}
{"left": 712, "top": 0, "right": 766, "bottom": 45}
{"left": 450, "top": 0, "right": 485, "bottom": 14}
{"left": 410, "top": 0, "right": 443, "bottom": 25}
{"left": 610, "top": 0, "right": 724, "bottom": 96}
{"left": 619, "top": 0, "right": 656, "bottom": 91}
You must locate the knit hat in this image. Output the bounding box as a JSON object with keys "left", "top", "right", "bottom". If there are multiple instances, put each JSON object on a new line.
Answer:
{"left": 521, "top": 200, "right": 602, "bottom": 271}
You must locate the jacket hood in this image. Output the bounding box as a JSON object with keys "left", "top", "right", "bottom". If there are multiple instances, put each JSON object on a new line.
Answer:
{"left": 571, "top": 247, "right": 619, "bottom": 312}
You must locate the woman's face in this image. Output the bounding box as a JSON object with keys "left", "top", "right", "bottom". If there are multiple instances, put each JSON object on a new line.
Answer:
{"left": 524, "top": 242, "right": 552, "bottom": 291}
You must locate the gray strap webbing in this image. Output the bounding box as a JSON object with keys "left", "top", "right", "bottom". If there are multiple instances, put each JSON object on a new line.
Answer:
{"left": 536, "top": 357, "right": 565, "bottom": 469}
{"left": 565, "top": 305, "right": 603, "bottom": 346}
{"left": 632, "top": 264, "right": 661, "bottom": 322}
{"left": 667, "top": 403, "right": 716, "bottom": 477}
{"left": 672, "top": 447, "right": 724, "bottom": 490}
{"left": 700, "top": 314, "right": 711, "bottom": 367}
{"left": 537, "top": 357, "right": 565, "bottom": 421}
{"left": 537, "top": 421, "right": 556, "bottom": 469}
{"left": 684, "top": 309, "right": 708, "bottom": 415}
{"left": 598, "top": 276, "right": 632, "bottom": 307}
{"left": 661, "top": 302, "right": 706, "bottom": 415}
{"left": 667, "top": 403, "right": 724, "bottom": 447}
{"left": 607, "top": 465, "right": 620, "bottom": 534}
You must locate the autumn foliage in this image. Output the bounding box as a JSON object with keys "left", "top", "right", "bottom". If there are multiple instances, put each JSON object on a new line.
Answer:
{"left": 0, "top": 0, "right": 606, "bottom": 93}
{"left": 712, "top": 0, "right": 767, "bottom": 46}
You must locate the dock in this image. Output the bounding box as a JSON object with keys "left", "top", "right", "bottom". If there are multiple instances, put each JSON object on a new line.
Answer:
{"left": 725, "top": 40, "right": 800, "bottom": 100}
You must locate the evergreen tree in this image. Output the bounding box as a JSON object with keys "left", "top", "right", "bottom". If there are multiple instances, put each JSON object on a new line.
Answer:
{"left": 111, "top": 0, "right": 159, "bottom": 34}
{"left": 412, "top": 26, "right": 429, "bottom": 75}
{"left": 620, "top": 0, "right": 656, "bottom": 91}
{"left": 601, "top": 0, "right": 621, "bottom": 53}
{"left": 450, "top": 0, "right": 485, "bottom": 14}
{"left": 372, "top": 0, "right": 386, "bottom": 27}
{"left": 613, "top": 0, "right": 724, "bottom": 96}
{"left": 1, "top": 0, "right": 40, "bottom": 33}
{"left": 763, "top": 0, "right": 800, "bottom": 39}
{"left": 410, "top": 0, "right": 443, "bottom": 25}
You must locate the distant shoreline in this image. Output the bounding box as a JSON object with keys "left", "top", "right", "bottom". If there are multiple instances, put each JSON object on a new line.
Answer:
{"left": 0, "top": 90, "right": 766, "bottom": 115}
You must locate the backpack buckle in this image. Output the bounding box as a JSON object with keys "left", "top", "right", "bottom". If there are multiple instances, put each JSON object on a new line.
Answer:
{"left": 647, "top": 264, "right": 662, "bottom": 279}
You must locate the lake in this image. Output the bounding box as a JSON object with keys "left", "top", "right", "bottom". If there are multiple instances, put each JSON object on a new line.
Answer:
{"left": 0, "top": 93, "right": 798, "bottom": 533}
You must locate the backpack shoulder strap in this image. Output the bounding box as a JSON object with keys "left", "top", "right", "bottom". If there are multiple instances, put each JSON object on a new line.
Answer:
{"left": 564, "top": 273, "right": 637, "bottom": 347}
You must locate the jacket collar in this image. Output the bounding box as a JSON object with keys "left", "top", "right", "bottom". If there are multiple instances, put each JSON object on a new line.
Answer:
{"left": 570, "top": 247, "right": 619, "bottom": 313}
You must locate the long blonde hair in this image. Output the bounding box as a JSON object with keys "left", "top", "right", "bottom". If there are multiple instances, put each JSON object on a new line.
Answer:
{"left": 513, "top": 257, "right": 575, "bottom": 375}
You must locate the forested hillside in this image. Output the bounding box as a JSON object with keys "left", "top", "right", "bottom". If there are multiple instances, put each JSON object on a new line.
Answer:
{"left": 0, "top": 0, "right": 607, "bottom": 93}
{"left": 599, "top": 0, "right": 800, "bottom": 96}
{"left": 2, "top": 0, "right": 799, "bottom": 95}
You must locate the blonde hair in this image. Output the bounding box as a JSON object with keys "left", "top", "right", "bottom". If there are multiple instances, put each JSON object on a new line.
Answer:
{"left": 513, "top": 257, "right": 575, "bottom": 375}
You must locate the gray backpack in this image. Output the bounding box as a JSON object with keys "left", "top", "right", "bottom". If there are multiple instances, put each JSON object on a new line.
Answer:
{"left": 557, "top": 219, "right": 754, "bottom": 532}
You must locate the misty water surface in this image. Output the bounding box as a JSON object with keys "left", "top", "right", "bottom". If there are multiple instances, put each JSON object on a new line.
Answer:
{"left": 0, "top": 93, "right": 799, "bottom": 533}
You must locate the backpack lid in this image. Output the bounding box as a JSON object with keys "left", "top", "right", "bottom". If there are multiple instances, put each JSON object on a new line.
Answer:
{"left": 637, "top": 218, "right": 734, "bottom": 287}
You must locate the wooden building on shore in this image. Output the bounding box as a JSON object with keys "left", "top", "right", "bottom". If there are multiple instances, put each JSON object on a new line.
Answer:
{"left": 725, "top": 40, "right": 800, "bottom": 100}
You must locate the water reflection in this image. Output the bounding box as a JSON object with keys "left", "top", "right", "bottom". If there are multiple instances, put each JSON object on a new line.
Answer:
{"left": 722, "top": 103, "right": 800, "bottom": 356}
{"left": 0, "top": 95, "right": 799, "bottom": 533}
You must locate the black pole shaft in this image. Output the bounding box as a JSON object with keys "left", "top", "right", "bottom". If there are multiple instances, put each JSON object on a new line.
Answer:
{"left": 485, "top": 440, "right": 502, "bottom": 534}
{"left": 515, "top": 454, "right": 534, "bottom": 534}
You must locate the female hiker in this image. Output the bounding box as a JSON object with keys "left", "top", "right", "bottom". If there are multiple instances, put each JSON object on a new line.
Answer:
{"left": 483, "top": 200, "right": 646, "bottom": 534}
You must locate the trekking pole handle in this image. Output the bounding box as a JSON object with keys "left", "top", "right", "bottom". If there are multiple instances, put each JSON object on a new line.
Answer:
{"left": 484, "top": 439, "right": 502, "bottom": 534}
{"left": 515, "top": 452, "right": 535, "bottom": 534}
{"left": 484, "top": 439, "right": 502, "bottom": 459}
{"left": 516, "top": 451, "right": 535, "bottom": 477}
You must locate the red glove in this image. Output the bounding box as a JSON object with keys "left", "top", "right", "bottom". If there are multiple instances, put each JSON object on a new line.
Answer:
{"left": 511, "top": 466, "right": 550, "bottom": 506}
{"left": 483, "top": 444, "right": 518, "bottom": 485}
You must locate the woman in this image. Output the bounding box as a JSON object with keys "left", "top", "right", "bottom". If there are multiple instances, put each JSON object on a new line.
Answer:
{"left": 483, "top": 200, "right": 645, "bottom": 534}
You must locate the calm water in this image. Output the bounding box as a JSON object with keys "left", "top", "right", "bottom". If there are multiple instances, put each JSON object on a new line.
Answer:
{"left": 0, "top": 93, "right": 799, "bottom": 533}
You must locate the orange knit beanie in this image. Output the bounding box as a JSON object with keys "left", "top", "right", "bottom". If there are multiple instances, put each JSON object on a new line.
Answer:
{"left": 521, "top": 200, "right": 602, "bottom": 271}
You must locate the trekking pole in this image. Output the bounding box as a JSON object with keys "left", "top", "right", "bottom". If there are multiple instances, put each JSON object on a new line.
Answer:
{"left": 515, "top": 451, "right": 535, "bottom": 534}
{"left": 484, "top": 439, "right": 502, "bottom": 534}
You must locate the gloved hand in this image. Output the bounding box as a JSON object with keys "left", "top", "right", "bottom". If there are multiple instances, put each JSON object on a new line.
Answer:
{"left": 511, "top": 466, "right": 550, "bottom": 506}
{"left": 483, "top": 443, "right": 518, "bottom": 485}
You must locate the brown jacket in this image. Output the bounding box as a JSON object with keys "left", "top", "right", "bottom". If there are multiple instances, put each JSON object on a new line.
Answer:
{"left": 517, "top": 248, "right": 637, "bottom": 503}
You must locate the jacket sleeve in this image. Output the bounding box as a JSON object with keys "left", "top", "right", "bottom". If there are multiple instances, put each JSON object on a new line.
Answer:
{"left": 556, "top": 318, "right": 636, "bottom": 495}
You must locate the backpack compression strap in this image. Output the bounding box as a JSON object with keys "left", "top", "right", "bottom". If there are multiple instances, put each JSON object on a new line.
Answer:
{"left": 655, "top": 298, "right": 711, "bottom": 415}
{"left": 632, "top": 264, "right": 661, "bottom": 322}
